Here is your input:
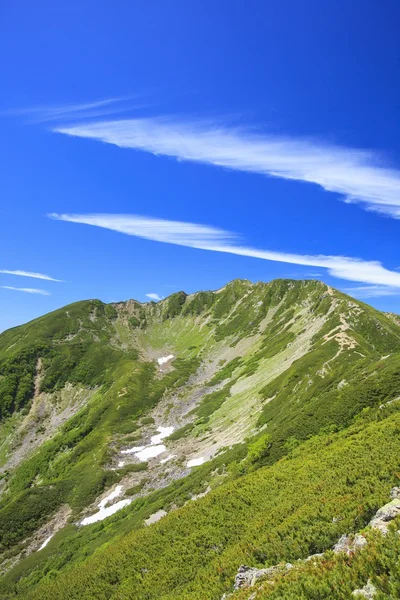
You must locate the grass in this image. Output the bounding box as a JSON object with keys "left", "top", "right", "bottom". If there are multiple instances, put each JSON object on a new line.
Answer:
{"left": 5, "top": 408, "right": 400, "bottom": 599}
{"left": 1, "top": 278, "right": 400, "bottom": 599}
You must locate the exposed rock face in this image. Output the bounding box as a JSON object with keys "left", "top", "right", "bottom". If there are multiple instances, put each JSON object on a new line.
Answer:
{"left": 234, "top": 563, "right": 293, "bottom": 590}
{"left": 369, "top": 498, "right": 400, "bottom": 534}
{"left": 352, "top": 579, "right": 377, "bottom": 598}
{"left": 333, "top": 533, "right": 367, "bottom": 555}
{"left": 390, "top": 486, "right": 400, "bottom": 499}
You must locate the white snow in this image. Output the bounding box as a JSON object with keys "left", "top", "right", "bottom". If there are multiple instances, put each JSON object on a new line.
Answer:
{"left": 150, "top": 426, "right": 174, "bottom": 445}
{"left": 120, "top": 426, "right": 175, "bottom": 463}
{"left": 80, "top": 499, "right": 132, "bottom": 526}
{"left": 157, "top": 355, "right": 174, "bottom": 365}
{"left": 135, "top": 444, "right": 166, "bottom": 461}
{"left": 160, "top": 454, "right": 176, "bottom": 464}
{"left": 38, "top": 534, "right": 54, "bottom": 551}
{"left": 118, "top": 460, "right": 125, "bottom": 467}
{"left": 187, "top": 457, "right": 206, "bottom": 467}
{"left": 121, "top": 445, "right": 145, "bottom": 455}
{"left": 98, "top": 485, "right": 123, "bottom": 510}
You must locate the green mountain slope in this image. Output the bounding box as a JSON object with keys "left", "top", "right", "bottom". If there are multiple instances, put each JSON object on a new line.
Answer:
{"left": 0, "top": 278, "right": 399, "bottom": 598}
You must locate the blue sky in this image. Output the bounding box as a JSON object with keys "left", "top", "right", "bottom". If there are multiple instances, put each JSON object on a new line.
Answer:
{"left": 1, "top": 0, "right": 400, "bottom": 331}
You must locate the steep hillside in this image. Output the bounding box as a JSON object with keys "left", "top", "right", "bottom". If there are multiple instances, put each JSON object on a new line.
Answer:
{"left": 0, "top": 278, "right": 399, "bottom": 598}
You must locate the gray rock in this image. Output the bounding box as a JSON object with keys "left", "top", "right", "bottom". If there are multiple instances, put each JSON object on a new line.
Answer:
{"left": 333, "top": 533, "right": 367, "bottom": 555}
{"left": 369, "top": 499, "right": 400, "bottom": 534}
{"left": 390, "top": 487, "right": 400, "bottom": 499}
{"left": 304, "top": 552, "right": 324, "bottom": 562}
{"left": 234, "top": 565, "right": 275, "bottom": 590}
{"left": 352, "top": 579, "right": 377, "bottom": 598}
{"left": 234, "top": 563, "right": 291, "bottom": 590}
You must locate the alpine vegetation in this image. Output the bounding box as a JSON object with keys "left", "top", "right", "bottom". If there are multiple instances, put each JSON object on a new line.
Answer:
{"left": 1, "top": 279, "right": 400, "bottom": 599}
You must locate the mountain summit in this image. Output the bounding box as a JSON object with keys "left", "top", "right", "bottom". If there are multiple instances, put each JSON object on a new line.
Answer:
{"left": 1, "top": 278, "right": 400, "bottom": 599}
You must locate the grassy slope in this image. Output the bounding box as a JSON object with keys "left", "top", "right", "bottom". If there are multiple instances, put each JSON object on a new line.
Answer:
{"left": 0, "top": 279, "right": 400, "bottom": 597}
{"left": 6, "top": 405, "right": 400, "bottom": 599}
{"left": 231, "top": 527, "right": 400, "bottom": 600}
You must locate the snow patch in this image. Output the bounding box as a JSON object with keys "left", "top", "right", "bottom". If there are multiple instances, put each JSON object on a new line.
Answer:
{"left": 118, "top": 460, "right": 125, "bottom": 467}
{"left": 120, "top": 426, "right": 174, "bottom": 462}
{"left": 187, "top": 457, "right": 206, "bottom": 467}
{"left": 160, "top": 454, "right": 176, "bottom": 464}
{"left": 121, "top": 445, "right": 145, "bottom": 455}
{"left": 150, "top": 426, "right": 174, "bottom": 445}
{"left": 135, "top": 444, "right": 166, "bottom": 461}
{"left": 80, "top": 499, "right": 131, "bottom": 526}
{"left": 38, "top": 534, "right": 54, "bottom": 551}
{"left": 98, "top": 485, "right": 123, "bottom": 510}
{"left": 157, "top": 355, "right": 174, "bottom": 365}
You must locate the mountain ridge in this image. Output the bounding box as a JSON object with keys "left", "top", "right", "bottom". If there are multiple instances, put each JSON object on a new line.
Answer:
{"left": 1, "top": 277, "right": 400, "bottom": 598}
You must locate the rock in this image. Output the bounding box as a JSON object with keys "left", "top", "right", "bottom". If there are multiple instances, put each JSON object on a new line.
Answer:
{"left": 304, "top": 553, "right": 324, "bottom": 562}
{"left": 390, "top": 487, "right": 400, "bottom": 499}
{"left": 352, "top": 579, "right": 377, "bottom": 598}
{"left": 234, "top": 565, "right": 273, "bottom": 590}
{"left": 234, "top": 563, "right": 291, "bottom": 590}
{"left": 333, "top": 533, "right": 367, "bottom": 555}
{"left": 369, "top": 499, "right": 400, "bottom": 534}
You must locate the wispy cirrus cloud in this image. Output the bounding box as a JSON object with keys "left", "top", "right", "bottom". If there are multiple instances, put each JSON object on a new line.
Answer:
{"left": 53, "top": 116, "right": 400, "bottom": 218}
{"left": 2, "top": 96, "right": 144, "bottom": 124}
{"left": 49, "top": 212, "right": 400, "bottom": 290}
{"left": 0, "top": 286, "right": 50, "bottom": 296}
{"left": 343, "top": 285, "right": 400, "bottom": 298}
{"left": 146, "top": 293, "right": 163, "bottom": 301}
{"left": 0, "top": 269, "right": 62, "bottom": 282}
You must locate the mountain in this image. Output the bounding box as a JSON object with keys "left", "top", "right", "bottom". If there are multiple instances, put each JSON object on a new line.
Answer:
{"left": 1, "top": 278, "right": 400, "bottom": 599}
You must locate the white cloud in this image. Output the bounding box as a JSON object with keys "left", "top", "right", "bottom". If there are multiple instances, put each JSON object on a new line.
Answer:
{"left": 1, "top": 286, "right": 50, "bottom": 296}
{"left": 49, "top": 212, "right": 400, "bottom": 289}
{"left": 54, "top": 117, "right": 400, "bottom": 218}
{"left": 146, "top": 293, "right": 162, "bottom": 301}
{"left": 0, "top": 269, "right": 62, "bottom": 282}
{"left": 2, "top": 96, "right": 143, "bottom": 124}
{"left": 342, "top": 285, "right": 400, "bottom": 298}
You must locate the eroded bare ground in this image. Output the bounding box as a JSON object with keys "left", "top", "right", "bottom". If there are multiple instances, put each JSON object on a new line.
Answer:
{"left": 0, "top": 504, "right": 72, "bottom": 576}
{"left": 84, "top": 302, "right": 335, "bottom": 523}
{"left": 9, "top": 292, "right": 359, "bottom": 546}
{"left": 0, "top": 364, "right": 96, "bottom": 477}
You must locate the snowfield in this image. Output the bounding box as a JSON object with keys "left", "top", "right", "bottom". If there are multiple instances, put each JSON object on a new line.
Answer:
{"left": 157, "top": 355, "right": 174, "bottom": 365}
{"left": 150, "top": 426, "right": 174, "bottom": 444}
{"left": 80, "top": 485, "right": 131, "bottom": 526}
{"left": 135, "top": 444, "right": 166, "bottom": 461}
{"left": 38, "top": 534, "right": 54, "bottom": 551}
{"left": 80, "top": 499, "right": 132, "bottom": 526}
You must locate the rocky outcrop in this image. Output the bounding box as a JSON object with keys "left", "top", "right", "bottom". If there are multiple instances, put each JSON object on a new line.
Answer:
{"left": 333, "top": 533, "right": 367, "bottom": 555}
{"left": 369, "top": 498, "right": 400, "bottom": 534}
{"left": 234, "top": 563, "right": 293, "bottom": 590}
{"left": 352, "top": 579, "right": 377, "bottom": 598}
